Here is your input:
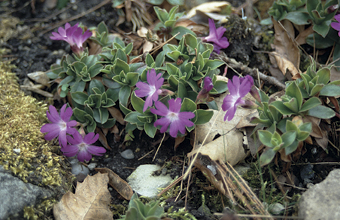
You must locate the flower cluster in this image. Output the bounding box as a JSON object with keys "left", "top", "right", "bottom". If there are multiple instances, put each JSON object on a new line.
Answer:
{"left": 50, "top": 23, "right": 92, "bottom": 55}
{"left": 222, "top": 75, "right": 254, "bottom": 121}
{"left": 202, "top": 19, "right": 230, "bottom": 53}
{"left": 41, "top": 104, "right": 105, "bottom": 162}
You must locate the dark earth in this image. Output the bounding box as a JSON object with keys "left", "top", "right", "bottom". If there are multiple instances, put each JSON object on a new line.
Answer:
{"left": 2, "top": 0, "right": 340, "bottom": 219}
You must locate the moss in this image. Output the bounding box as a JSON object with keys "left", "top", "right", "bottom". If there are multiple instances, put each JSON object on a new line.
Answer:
{"left": 0, "top": 59, "right": 74, "bottom": 218}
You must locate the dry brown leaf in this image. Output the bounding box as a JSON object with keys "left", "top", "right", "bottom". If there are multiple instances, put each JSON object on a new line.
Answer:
{"left": 330, "top": 66, "right": 340, "bottom": 82}
{"left": 315, "top": 129, "right": 329, "bottom": 150}
{"left": 188, "top": 129, "right": 246, "bottom": 166}
{"left": 271, "top": 18, "right": 301, "bottom": 79}
{"left": 303, "top": 115, "right": 322, "bottom": 138}
{"left": 295, "top": 26, "right": 314, "bottom": 45}
{"left": 95, "top": 168, "right": 133, "bottom": 200}
{"left": 270, "top": 51, "right": 300, "bottom": 79}
{"left": 186, "top": 1, "right": 231, "bottom": 19}
{"left": 96, "top": 127, "right": 111, "bottom": 150}
{"left": 27, "top": 71, "right": 50, "bottom": 87}
{"left": 108, "top": 107, "right": 126, "bottom": 125}
{"left": 53, "top": 173, "right": 112, "bottom": 220}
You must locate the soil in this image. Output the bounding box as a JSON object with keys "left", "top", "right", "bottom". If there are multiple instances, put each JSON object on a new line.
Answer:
{"left": 2, "top": 0, "right": 340, "bottom": 220}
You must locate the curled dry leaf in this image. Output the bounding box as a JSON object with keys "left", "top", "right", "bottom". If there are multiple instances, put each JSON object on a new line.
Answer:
{"left": 27, "top": 71, "right": 50, "bottom": 86}
{"left": 53, "top": 173, "right": 112, "bottom": 220}
{"left": 95, "top": 167, "right": 133, "bottom": 200}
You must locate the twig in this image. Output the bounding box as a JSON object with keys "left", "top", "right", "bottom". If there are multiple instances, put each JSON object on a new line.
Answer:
{"left": 213, "top": 52, "right": 286, "bottom": 90}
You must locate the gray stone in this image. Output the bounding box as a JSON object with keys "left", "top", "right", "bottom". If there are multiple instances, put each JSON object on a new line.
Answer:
{"left": 299, "top": 169, "right": 340, "bottom": 220}
{"left": 0, "top": 166, "right": 54, "bottom": 219}
{"left": 127, "top": 164, "right": 173, "bottom": 198}
{"left": 120, "top": 149, "right": 135, "bottom": 159}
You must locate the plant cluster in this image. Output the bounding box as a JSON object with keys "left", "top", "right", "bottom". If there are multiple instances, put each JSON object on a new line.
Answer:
{"left": 252, "top": 61, "right": 340, "bottom": 165}
{"left": 266, "top": 0, "right": 340, "bottom": 68}
{"left": 119, "top": 194, "right": 164, "bottom": 220}
{"left": 44, "top": 6, "right": 234, "bottom": 162}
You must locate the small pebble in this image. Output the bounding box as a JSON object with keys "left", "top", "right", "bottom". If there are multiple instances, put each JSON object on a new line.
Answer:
{"left": 120, "top": 149, "right": 134, "bottom": 159}
{"left": 87, "top": 163, "right": 97, "bottom": 170}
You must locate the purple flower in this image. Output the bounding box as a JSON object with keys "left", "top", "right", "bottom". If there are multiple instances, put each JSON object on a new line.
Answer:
{"left": 61, "top": 131, "right": 106, "bottom": 162}
{"left": 331, "top": 14, "right": 340, "bottom": 37}
{"left": 50, "top": 23, "right": 92, "bottom": 55}
{"left": 150, "top": 98, "right": 195, "bottom": 138}
{"left": 222, "top": 75, "right": 254, "bottom": 121}
{"left": 202, "top": 19, "right": 230, "bottom": 53}
{"left": 196, "top": 76, "right": 213, "bottom": 103}
{"left": 135, "top": 69, "right": 164, "bottom": 112}
{"left": 40, "top": 104, "right": 77, "bottom": 148}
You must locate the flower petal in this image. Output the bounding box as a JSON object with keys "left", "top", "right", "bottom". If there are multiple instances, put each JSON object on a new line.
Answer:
{"left": 87, "top": 145, "right": 106, "bottom": 155}
{"left": 331, "top": 22, "right": 340, "bottom": 31}
{"left": 77, "top": 150, "right": 93, "bottom": 162}
{"left": 84, "top": 133, "right": 99, "bottom": 145}
{"left": 154, "top": 117, "right": 171, "bottom": 133}
{"left": 151, "top": 101, "right": 169, "bottom": 116}
{"left": 168, "top": 98, "right": 181, "bottom": 113}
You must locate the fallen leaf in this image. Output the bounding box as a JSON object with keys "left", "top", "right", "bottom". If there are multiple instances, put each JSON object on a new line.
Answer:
{"left": 186, "top": 1, "right": 231, "bottom": 19}
{"left": 108, "top": 107, "right": 126, "bottom": 125}
{"left": 96, "top": 127, "right": 111, "bottom": 150}
{"left": 295, "top": 26, "right": 314, "bottom": 45}
{"left": 303, "top": 116, "right": 322, "bottom": 138}
{"left": 53, "top": 173, "right": 112, "bottom": 220}
{"left": 95, "top": 168, "right": 133, "bottom": 200}
{"left": 27, "top": 71, "right": 50, "bottom": 86}
{"left": 188, "top": 129, "right": 246, "bottom": 165}
{"left": 271, "top": 18, "right": 301, "bottom": 79}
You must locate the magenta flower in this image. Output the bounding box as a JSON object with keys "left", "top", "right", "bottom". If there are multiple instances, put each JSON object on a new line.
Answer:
{"left": 331, "top": 14, "right": 340, "bottom": 37}
{"left": 196, "top": 76, "right": 213, "bottom": 103}
{"left": 202, "top": 19, "right": 229, "bottom": 53}
{"left": 40, "top": 104, "right": 77, "bottom": 148}
{"left": 150, "top": 98, "right": 195, "bottom": 138}
{"left": 61, "top": 131, "right": 106, "bottom": 162}
{"left": 50, "top": 23, "right": 92, "bottom": 55}
{"left": 135, "top": 69, "right": 164, "bottom": 112}
{"left": 222, "top": 75, "right": 254, "bottom": 121}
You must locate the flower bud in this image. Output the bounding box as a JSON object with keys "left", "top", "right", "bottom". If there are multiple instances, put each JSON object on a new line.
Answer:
{"left": 249, "top": 86, "right": 261, "bottom": 103}
{"left": 327, "top": 5, "right": 339, "bottom": 14}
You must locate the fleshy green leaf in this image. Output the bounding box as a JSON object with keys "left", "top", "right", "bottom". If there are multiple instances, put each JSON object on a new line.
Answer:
{"left": 319, "top": 84, "right": 340, "bottom": 96}
{"left": 180, "top": 98, "right": 196, "bottom": 112}
{"left": 308, "top": 105, "right": 335, "bottom": 119}
{"left": 300, "top": 97, "right": 321, "bottom": 112}
{"left": 260, "top": 148, "right": 276, "bottom": 166}
{"left": 258, "top": 130, "right": 274, "bottom": 148}
{"left": 194, "top": 109, "right": 213, "bottom": 125}
{"left": 71, "top": 92, "right": 89, "bottom": 105}
{"left": 131, "top": 91, "right": 145, "bottom": 114}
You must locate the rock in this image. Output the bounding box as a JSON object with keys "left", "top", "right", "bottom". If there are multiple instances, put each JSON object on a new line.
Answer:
{"left": 0, "top": 166, "right": 54, "bottom": 219}
{"left": 120, "top": 149, "right": 135, "bottom": 159}
{"left": 127, "top": 164, "right": 173, "bottom": 198}
{"left": 299, "top": 169, "right": 340, "bottom": 220}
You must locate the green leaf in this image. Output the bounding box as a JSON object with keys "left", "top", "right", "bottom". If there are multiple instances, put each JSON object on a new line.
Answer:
{"left": 180, "top": 98, "right": 196, "bottom": 112}
{"left": 144, "top": 122, "right": 157, "bottom": 138}
{"left": 203, "top": 59, "right": 224, "bottom": 71}
{"left": 71, "top": 92, "right": 88, "bottom": 105}
{"left": 308, "top": 105, "right": 335, "bottom": 119}
{"left": 171, "top": 26, "right": 196, "bottom": 40}
{"left": 89, "top": 79, "right": 105, "bottom": 94}
{"left": 126, "top": 72, "right": 139, "bottom": 87}
{"left": 286, "top": 82, "right": 303, "bottom": 111}
{"left": 166, "top": 63, "right": 179, "bottom": 76}
{"left": 260, "top": 148, "right": 276, "bottom": 166}
{"left": 184, "top": 34, "right": 198, "bottom": 50}
{"left": 284, "top": 140, "right": 299, "bottom": 155}
{"left": 297, "top": 130, "right": 310, "bottom": 141}
{"left": 148, "top": 0, "right": 164, "bottom": 5}
{"left": 320, "top": 84, "right": 340, "bottom": 96}
{"left": 194, "top": 109, "right": 213, "bottom": 125}
{"left": 316, "top": 68, "right": 330, "bottom": 84}
{"left": 258, "top": 130, "right": 274, "bottom": 148}
{"left": 178, "top": 80, "right": 187, "bottom": 99}
{"left": 270, "top": 101, "right": 296, "bottom": 115}
{"left": 285, "top": 11, "right": 310, "bottom": 25}
{"left": 115, "top": 58, "right": 130, "bottom": 74}
{"left": 119, "top": 86, "right": 131, "bottom": 107}
{"left": 131, "top": 91, "right": 145, "bottom": 113}
{"left": 167, "top": 0, "right": 184, "bottom": 5}
{"left": 88, "top": 64, "right": 103, "bottom": 78}
{"left": 153, "top": 6, "right": 169, "bottom": 24}
{"left": 309, "top": 84, "right": 323, "bottom": 96}
{"left": 145, "top": 53, "right": 155, "bottom": 67}
{"left": 286, "top": 120, "right": 298, "bottom": 132}
{"left": 300, "top": 97, "right": 321, "bottom": 112}
{"left": 313, "top": 23, "right": 330, "bottom": 38}
{"left": 281, "top": 131, "right": 297, "bottom": 148}
{"left": 124, "top": 111, "right": 143, "bottom": 124}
